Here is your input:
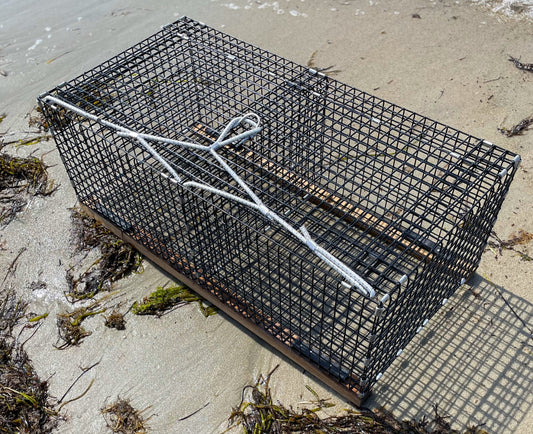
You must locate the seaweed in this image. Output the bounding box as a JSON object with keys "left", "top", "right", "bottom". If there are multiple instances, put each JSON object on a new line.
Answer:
{"left": 0, "top": 153, "right": 55, "bottom": 194}
{"left": 27, "top": 106, "right": 50, "bottom": 133}
{"left": 227, "top": 366, "right": 488, "bottom": 433}
{"left": 55, "top": 300, "right": 106, "bottom": 349}
{"left": 104, "top": 310, "right": 126, "bottom": 330}
{"left": 67, "top": 208, "right": 143, "bottom": 301}
{"left": 13, "top": 135, "right": 52, "bottom": 147}
{"left": 508, "top": 55, "right": 533, "bottom": 72}
{"left": 498, "top": 115, "right": 533, "bottom": 137}
{"left": 487, "top": 230, "right": 533, "bottom": 261}
{"left": 306, "top": 50, "right": 341, "bottom": 76}
{"left": 131, "top": 284, "right": 218, "bottom": 317}
{"left": 101, "top": 398, "right": 150, "bottom": 434}
{"left": 1, "top": 135, "right": 52, "bottom": 148}
{"left": 2, "top": 247, "right": 27, "bottom": 286}
{"left": 0, "top": 152, "right": 57, "bottom": 226}
{"left": 0, "top": 288, "right": 58, "bottom": 432}
{"left": 71, "top": 207, "right": 112, "bottom": 252}
{"left": 56, "top": 362, "right": 99, "bottom": 413}
{"left": 28, "top": 312, "right": 49, "bottom": 323}
{"left": 1, "top": 108, "right": 52, "bottom": 148}
{"left": 31, "top": 104, "right": 72, "bottom": 132}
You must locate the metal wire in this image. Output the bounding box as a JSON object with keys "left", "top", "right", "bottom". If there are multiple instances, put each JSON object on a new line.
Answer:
{"left": 38, "top": 16, "right": 520, "bottom": 400}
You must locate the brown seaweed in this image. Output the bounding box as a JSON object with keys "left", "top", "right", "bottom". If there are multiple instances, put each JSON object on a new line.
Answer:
{"left": 55, "top": 301, "right": 106, "bottom": 349}
{"left": 104, "top": 310, "right": 126, "bottom": 330}
{"left": 498, "top": 115, "right": 533, "bottom": 137}
{"left": 0, "top": 152, "right": 57, "bottom": 226}
{"left": 67, "top": 208, "right": 143, "bottom": 301}
{"left": 227, "top": 366, "right": 488, "bottom": 433}
{"left": 487, "top": 230, "right": 533, "bottom": 261}
{"left": 0, "top": 289, "right": 58, "bottom": 432}
{"left": 101, "top": 398, "right": 150, "bottom": 434}
{"left": 27, "top": 106, "right": 51, "bottom": 133}
{"left": 508, "top": 55, "right": 533, "bottom": 72}
{"left": 306, "top": 50, "right": 341, "bottom": 76}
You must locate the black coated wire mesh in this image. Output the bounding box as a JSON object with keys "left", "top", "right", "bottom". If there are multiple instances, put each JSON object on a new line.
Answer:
{"left": 38, "top": 17, "right": 520, "bottom": 402}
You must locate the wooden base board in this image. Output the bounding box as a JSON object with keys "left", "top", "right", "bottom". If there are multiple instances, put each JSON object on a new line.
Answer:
{"left": 80, "top": 202, "right": 370, "bottom": 406}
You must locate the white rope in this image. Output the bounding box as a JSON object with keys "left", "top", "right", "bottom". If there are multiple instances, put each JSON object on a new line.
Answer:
{"left": 43, "top": 95, "right": 375, "bottom": 298}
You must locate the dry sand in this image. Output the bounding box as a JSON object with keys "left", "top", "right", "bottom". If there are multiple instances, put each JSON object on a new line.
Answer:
{"left": 1, "top": 0, "right": 532, "bottom": 432}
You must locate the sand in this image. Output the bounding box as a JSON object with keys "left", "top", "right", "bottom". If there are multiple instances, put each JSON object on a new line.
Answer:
{"left": 1, "top": 0, "right": 532, "bottom": 432}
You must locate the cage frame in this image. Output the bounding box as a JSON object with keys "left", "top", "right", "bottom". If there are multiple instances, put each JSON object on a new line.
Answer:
{"left": 38, "top": 16, "right": 521, "bottom": 405}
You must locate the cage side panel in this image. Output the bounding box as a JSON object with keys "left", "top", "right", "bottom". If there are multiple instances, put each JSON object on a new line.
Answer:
{"left": 364, "top": 168, "right": 518, "bottom": 388}
{"left": 316, "top": 100, "right": 511, "bottom": 255}
{"left": 179, "top": 188, "right": 378, "bottom": 385}
{"left": 41, "top": 99, "right": 378, "bottom": 397}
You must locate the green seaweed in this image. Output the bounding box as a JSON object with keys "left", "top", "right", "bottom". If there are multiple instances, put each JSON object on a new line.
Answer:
{"left": 0, "top": 153, "right": 56, "bottom": 195}
{"left": 14, "top": 135, "right": 52, "bottom": 147}
{"left": 132, "top": 285, "right": 218, "bottom": 317}
{"left": 55, "top": 301, "right": 106, "bottom": 349}
{"left": 0, "top": 107, "right": 52, "bottom": 148}
{"left": 28, "top": 312, "right": 49, "bottom": 323}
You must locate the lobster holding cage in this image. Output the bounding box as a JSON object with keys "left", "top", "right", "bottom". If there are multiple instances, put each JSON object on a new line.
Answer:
{"left": 38, "top": 17, "right": 520, "bottom": 404}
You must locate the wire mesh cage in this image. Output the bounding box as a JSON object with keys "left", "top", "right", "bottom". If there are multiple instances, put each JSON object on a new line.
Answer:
{"left": 38, "top": 17, "right": 520, "bottom": 404}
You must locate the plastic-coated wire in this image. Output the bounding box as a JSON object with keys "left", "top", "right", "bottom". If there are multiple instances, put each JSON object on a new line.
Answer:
{"left": 123, "top": 132, "right": 182, "bottom": 183}
{"left": 43, "top": 95, "right": 375, "bottom": 298}
{"left": 39, "top": 17, "right": 522, "bottom": 398}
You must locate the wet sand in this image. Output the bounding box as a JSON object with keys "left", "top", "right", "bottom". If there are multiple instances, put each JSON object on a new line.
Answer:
{"left": 1, "top": 1, "right": 532, "bottom": 432}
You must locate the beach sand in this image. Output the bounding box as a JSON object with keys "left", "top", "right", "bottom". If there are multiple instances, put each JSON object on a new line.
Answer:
{"left": 1, "top": 0, "right": 532, "bottom": 432}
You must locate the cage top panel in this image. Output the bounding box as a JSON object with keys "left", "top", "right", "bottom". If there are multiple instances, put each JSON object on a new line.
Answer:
{"left": 40, "top": 16, "right": 520, "bottom": 295}
{"left": 42, "top": 17, "right": 517, "bottom": 167}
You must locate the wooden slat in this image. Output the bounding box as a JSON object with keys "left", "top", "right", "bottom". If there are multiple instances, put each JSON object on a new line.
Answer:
{"left": 246, "top": 153, "right": 434, "bottom": 262}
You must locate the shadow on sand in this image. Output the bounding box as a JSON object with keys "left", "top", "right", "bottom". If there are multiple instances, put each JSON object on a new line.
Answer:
{"left": 368, "top": 274, "right": 533, "bottom": 432}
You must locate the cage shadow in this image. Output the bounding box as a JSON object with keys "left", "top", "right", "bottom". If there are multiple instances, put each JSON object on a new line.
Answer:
{"left": 367, "top": 273, "right": 533, "bottom": 432}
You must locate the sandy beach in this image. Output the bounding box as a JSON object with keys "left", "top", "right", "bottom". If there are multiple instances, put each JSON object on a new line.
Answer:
{"left": 1, "top": 0, "right": 532, "bottom": 432}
